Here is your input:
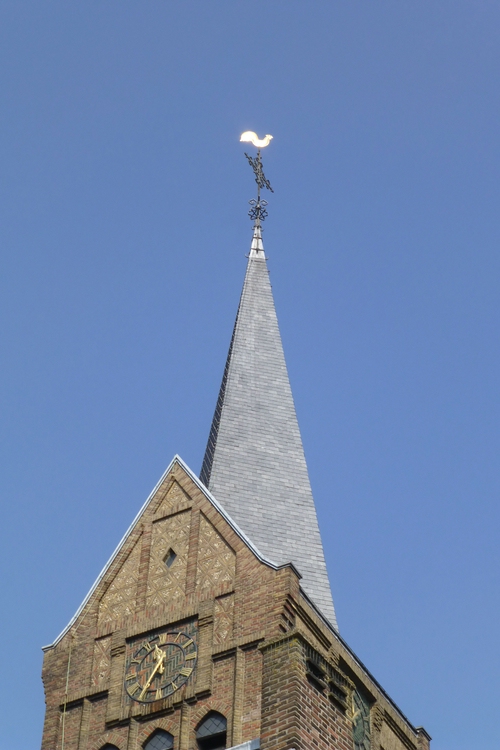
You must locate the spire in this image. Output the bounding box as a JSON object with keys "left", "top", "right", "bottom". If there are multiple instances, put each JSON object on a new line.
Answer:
{"left": 201, "top": 146, "right": 337, "bottom": 626}
{"left": 250, "top": 221, "right": 264, "bottom": 255}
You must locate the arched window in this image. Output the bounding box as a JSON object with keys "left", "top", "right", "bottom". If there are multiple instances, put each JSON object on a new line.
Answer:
{"left": 196, "top": 712, "right": 227, "bottom": 750}
{"left": 143, "top": 729, "right": 174, "bottom": 750}
{"left": 100, "top": 745, "right": 120, "bottom": 750}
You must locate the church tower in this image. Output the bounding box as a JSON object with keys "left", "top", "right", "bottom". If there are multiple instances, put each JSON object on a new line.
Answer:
{"left": 40, "top": 138, "right": 431, "bottom": 750}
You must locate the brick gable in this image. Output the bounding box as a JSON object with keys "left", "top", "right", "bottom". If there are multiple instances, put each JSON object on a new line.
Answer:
{"left": 41, "top": 457, "right": 429, "bottom": 750}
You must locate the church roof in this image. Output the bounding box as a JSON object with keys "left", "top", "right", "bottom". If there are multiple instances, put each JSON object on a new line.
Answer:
{"left": 200, "top": 225, "right": 337, "bottom": 629}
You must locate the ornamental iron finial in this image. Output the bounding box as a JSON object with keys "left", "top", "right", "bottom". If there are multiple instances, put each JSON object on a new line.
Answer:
{"left": 240, "top": 131, "right": 274, "bottom": 226}
{"left": 244, "top": 151, "right": 274, "bottom": 194}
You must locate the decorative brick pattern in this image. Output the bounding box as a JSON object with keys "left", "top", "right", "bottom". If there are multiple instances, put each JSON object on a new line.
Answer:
{"left": 91, "top": 635, "right": 111, "bottom": 688}
{"left": 196, "top": 513, "right": 235, "bottom": 595}
{"left": 214, "top": 594, "right": 234, "bottom": 644}
{"left": 154, "top": 480, "right": 191, "bottom": 518}
{"left": 98, "top": 539, "right": 141, "bottom": 627}
{"left": 146, "top": 510, "right": 191, "bottom": 608}
{"left": 41, "top": 462, "right": 428, "bottom": 750}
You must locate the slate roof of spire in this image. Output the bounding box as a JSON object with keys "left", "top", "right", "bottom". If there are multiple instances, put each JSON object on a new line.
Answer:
{"left": 201, "top": 223, "right": 337, "bottom": 629}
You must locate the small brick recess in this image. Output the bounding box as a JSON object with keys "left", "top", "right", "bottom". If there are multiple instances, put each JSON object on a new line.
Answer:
{"left": 41, "top": 462, "right": 430, "bottom": 750}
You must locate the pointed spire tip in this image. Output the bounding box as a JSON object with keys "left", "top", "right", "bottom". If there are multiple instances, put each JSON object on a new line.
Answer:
{"left": 250, "top": 222, "right": 265, "bottom": 257}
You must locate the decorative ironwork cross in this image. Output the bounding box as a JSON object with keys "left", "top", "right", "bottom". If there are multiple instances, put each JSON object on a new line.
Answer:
{"left": 248, "top": 198, "right": 268, "bottom": 223}
{"left": 244, "top": 148, "right": 273, "bottom": 225}
{"left": 244, "top": 151, "right": 274, "bottom": 194}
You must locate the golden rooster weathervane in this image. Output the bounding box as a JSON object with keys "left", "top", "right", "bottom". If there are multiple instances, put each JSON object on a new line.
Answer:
{"left": 240, "top": 130, "right": 274, "bottom": 225}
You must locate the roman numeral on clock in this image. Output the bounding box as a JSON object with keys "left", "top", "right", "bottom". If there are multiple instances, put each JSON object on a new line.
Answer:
{"left": 185, "top": 651, "right": 197, "bottom": 660}
{"left": 179, "top": 667, "right": 193, "bottom": 677}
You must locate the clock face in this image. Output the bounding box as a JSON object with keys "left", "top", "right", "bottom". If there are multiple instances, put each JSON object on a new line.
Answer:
{"left": 124, "top": 629, "right": 197, "bottom": 703}
{"left": 352, "top": 688, "right": 371, "bottom": 750}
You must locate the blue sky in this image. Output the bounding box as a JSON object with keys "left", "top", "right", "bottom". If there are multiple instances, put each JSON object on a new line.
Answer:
{"left": 1, "top": 3, "right": 499, "bottom": 749}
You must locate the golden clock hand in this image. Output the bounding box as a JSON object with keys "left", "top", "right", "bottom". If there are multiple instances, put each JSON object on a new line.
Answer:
{"left": 139, "top": 651, "right": 166, "bottom": 700}
{"left": 148, "top": 648, "right": 166, "bottom": 682}
{"left": 348, "top": 695, "right": 361, "bottom": 723}
{"left": 153, "top": 644, "right": 165, "bottom": 674}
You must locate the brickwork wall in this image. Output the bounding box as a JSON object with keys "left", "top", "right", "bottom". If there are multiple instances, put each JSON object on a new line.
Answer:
{"left": 260, "top": 635, "right": 352, "bottom": 750}
{"left": 196, "top": 513, "right": 235, "bottom": 595}
{"left": 212, "top": 654, "right": 236, "bottom": 738}
{"left": 91, "top": 636, "right": 111, "bottom": 689}
{"left": 98, "top": 538, "right": 142, "bottom": 628}
{"left": 55, "top": 703, "right": 81, "bottom": 750}
{"left": 241, "top": 646, "right": 262, "bottom": 743}
{"left": 379, "top": 720, "right": 426, "bottom": 750}
{"left": 213, "top": 593, "right": 234, "bottom": 645}
{"left": 135, "top": 714, "right": 180, "bottom": 750}
{"left": 41, "top": 462, "right": 428, "bottom": 750}
{"left": 86, "top": 696, "right": 129, "bottom": 750}
{"left": 146, "top": 510, "right": 191, "bottom": 608}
